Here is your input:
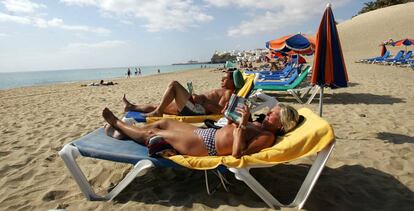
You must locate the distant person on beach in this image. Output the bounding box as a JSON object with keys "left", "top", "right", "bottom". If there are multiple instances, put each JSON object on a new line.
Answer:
{"left": 102, "top": 103, "right": 299, "bottom": 157}
{"left": 122, "top": 71, "right": 236, "bottom": 117}
{"left": 270, "top": 60, "right": 278, "bottom": 71}
{"left": 138, "top": 68, "right": 142, "bottom": 76}
{"left": 135, "top": 68, "right": 138, "bottom": 76}
{"left": 127, "top": 68, "right": 131, "bottom": 78}
{"left": 100, "top": 80, "right": 117, "bottom": 86}
{"left": 82, "top": 80, "right": 117, "bottom": 87}
{"left": 157, "top": 68, "right": 161, "bottom": 74}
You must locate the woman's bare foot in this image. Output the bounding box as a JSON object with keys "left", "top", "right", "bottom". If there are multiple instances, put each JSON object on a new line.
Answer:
{"left": 104, "top": 124, "right": 126, "bottom": 140}
{"left": 123, "top": 94, "right": 134, "bottom": 112}
{"left": 144, "top": 109, "right": 163, "bottom": 117}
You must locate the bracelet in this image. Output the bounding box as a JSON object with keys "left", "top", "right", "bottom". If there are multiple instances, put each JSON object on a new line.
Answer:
{"left": 238, "top": 125, "right": 246, "bottom": 130}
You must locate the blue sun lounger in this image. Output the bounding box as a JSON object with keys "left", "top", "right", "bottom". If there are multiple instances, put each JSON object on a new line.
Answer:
{"left": 391, "top": 51, "right": 413, "bottom": 66}
{"left": 357, "top": 51, "right": 390, "bottom": 63}
{"left": 374, "top": 50, "right": 404, "bottom": 64}
{"left": 257, "top": 65, "right": 294, "bottom": 79}
{"left": 255, "top": 69, "right": 299, "bottom": 86}
{"left": 59, "top": 128, "right": 181, "bottom": 200}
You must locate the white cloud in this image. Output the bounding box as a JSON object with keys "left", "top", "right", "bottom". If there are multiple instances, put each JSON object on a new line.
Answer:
{"left": 60, "top": 0, "right": 214, "bottom": 32}
{"left": 2, "top": 0, "right": 46, "bottom": 13}
{"left": 0, "top": 32, "right": 9, "bottom": 37}
{"left": 204, "top": 0, "right": 350, "bottom": 36}
{"left": 0, "top": 12, "right": 31, "bottom": 24}
{"left": 0, "top": 12, "right": 110, "bottom": 34}
{"left": 204, "top": 0, "right": 270, "bottom": 9}
{"left": 0, "top": 0, "right": 110, "bottom": 34}
{"left": 60, "top": 0, "right": 98, "bottom": 7}
{"left": 64, "top": 40, "right": 127, "bottom": 50}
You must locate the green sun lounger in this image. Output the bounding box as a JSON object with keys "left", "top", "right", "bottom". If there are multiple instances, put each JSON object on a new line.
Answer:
{"left": 253, "top": 66, "right": 318, "bottom": 104}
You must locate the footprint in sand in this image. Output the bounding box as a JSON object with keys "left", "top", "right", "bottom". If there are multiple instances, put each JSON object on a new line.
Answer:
{"left": 0, "top": 151, "right": 11, "bottom": 156}
{"left": 45, "top": 154, "right": 57, "bottom": 162}
{"left": 42, "top": 190, "right": 68, "bottom": 201}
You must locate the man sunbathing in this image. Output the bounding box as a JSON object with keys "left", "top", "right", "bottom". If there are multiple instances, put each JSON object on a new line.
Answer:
{"left": 102, "top": 103, "right": 299, "bottom": 158}
{"left": 122, "top": 71, "right": 236, "bottom": 117}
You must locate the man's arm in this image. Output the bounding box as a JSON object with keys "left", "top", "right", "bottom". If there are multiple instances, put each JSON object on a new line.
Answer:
{"left": 202, "top": 89, "right": 233, "bottom": 114}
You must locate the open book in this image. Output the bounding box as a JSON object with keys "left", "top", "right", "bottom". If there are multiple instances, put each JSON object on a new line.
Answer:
{"left": 224, "top": 94, "right": 248, "bottom": 123}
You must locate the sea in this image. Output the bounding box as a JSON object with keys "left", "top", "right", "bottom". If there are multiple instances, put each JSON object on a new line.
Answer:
{"left": 0, "top": 63, "right": 222, "bottom": 90}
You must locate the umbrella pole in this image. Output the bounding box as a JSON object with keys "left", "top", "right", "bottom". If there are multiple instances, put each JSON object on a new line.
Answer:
{"left": 319, "top": 86, "right": 324, "bottom": 117}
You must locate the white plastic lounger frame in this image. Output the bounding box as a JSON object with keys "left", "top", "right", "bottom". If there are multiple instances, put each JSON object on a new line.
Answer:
{"left": 288, "top": 85, "right": 320, "bottom": 104}
{"left": 59, "top": 144, "right": 155, "bottom": 201}
{"left": 60, "top": 129, "right": 334, "bottom": 209}
{"left": 229, "top": 141, "right": 335, "bottom": 210}
{"left": 60, "top": 140, "right": 229, "bottom": 201}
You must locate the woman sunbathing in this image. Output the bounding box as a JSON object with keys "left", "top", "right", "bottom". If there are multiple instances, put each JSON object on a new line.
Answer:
{"left": 103, "top": 103, "right": 299, "bottom": 158}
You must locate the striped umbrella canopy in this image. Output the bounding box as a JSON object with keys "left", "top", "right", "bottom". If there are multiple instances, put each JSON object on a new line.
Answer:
{"left": 269, "top": 50, "right": 288, "bottom": 58}
{"left": 393, "top": 38, "right": 414, "bottom": 46}
{"left": 392, "top": 38, "right": 414, "bottom": 51}
{"left": 266, "top": 33, "right": 316, "bottom": 55}
{"left": 311, "top": 3, "right": 348, "bottom": 116}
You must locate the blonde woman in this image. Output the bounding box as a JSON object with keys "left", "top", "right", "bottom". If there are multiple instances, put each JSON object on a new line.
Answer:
{"left": 103, "top": 103, "right": 299, "bottom": 158}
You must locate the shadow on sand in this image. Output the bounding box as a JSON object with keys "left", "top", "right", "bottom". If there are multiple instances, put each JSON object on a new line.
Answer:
{"left": 377, "top": 132, "right": 414, "bottom": 144}
{"left": 113, "top": 164, "right": 414, "bottom": 210}
{"left": 269, "top": 92, "right": 405, "bottom": 105}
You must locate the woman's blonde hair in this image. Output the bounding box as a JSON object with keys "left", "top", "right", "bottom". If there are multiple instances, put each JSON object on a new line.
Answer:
{"left": 278, "top": 104, "right": 300, "bottom": 134}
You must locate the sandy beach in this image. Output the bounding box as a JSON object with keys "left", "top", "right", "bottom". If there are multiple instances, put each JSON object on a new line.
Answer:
{"left": 1, "top": 3, "right": 414, "bottom": 211}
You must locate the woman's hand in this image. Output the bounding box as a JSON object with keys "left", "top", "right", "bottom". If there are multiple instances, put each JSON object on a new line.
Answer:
{"left": 236, "top": 104, "right": 250, "bottom": 128}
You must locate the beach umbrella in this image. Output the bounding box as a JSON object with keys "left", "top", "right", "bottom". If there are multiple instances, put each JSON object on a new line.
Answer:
{"left": 381, "top": 44, "right": 387, "bottom": 57}
{"left": 392, "top": 38, "right": 414, "bottom": 51}
{"left": 311, "top": 3, "right": 348, "bottom": 117}
{"left": 266, "top": 33, "right": 316, "bottom": 55}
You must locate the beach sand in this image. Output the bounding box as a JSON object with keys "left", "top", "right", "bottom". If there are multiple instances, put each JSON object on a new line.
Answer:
{"left": 1, "top": 3, "right": 414, "bottom": 211}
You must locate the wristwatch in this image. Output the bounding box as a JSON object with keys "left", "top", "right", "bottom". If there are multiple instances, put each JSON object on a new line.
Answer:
{"left": 238, "top": 125, "right": 246, "bottom": 130}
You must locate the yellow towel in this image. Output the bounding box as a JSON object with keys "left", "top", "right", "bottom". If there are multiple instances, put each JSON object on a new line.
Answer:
{"left": 165, "top": 108, "right": 335, "bottom": 170}
{"left": 237, "top": 74, "right": 255, "bottom": 98}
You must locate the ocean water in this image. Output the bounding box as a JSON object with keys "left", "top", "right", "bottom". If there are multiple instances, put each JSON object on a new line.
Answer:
{"left": 0, "top": 64, "right": 222, "bottom": 90}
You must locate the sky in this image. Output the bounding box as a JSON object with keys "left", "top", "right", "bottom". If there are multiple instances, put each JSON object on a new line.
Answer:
{"left": 0, "top": 0, "right": 365, "bottom": 72}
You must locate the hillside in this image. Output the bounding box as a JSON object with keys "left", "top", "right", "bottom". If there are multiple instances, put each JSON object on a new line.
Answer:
{"left": 338, "top": 2, "right": 414, "bottom": 60}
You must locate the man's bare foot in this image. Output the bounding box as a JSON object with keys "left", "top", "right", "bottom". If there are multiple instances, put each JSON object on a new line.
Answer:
{"left": 104, "top": 124, "right": 126, "bottom": 140}
{"left": 144, "top": 109, "right": 163, "bottom": 117}
{"left": 122, "top": 94, "right": 134, "bottom": 112}
{"left": 102, "top": 107, "right": 120, "bottom": 127}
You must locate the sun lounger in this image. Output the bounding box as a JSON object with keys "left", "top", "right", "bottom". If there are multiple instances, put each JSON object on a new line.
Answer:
{"left": 374, "top": 50, "right": 404, "bottom": 64}
{"left": 244, "top": 65, "right": 293, "bottom": 76}
{"left": 255, "top": 69, "right": 299, "bottom": 86}
{"left": 59, "top": 107, "right": 335, "bottom": 209}
{"left": 253, "top": 66, "right": 318, "bottom": 104}
{"left": 356, "top": 51, "right": 390, "bottom": 63}
{"left": 258, "top": 65, "right": 294, "bottom": 77}
{"left": 391, "top": 51, "right": 413, "bottom": 66}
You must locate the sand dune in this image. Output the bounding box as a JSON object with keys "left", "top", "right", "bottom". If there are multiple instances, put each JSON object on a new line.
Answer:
{"left": 1, "top": 3, "right": 414, "bottom": 211}
{"left": 339, "top": 2, "right": 414, "bottom": 60}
